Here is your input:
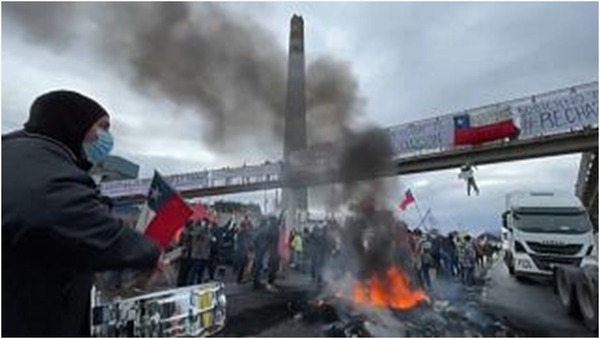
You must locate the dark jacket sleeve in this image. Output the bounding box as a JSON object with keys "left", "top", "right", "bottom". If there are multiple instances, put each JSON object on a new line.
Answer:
{"left": 38, "top": 170, "right": 160, "bottom": 272}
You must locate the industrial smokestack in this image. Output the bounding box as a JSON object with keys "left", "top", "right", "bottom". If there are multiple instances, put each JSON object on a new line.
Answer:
{"left": 283, "top": 15, "right": 308, "bottom": 220}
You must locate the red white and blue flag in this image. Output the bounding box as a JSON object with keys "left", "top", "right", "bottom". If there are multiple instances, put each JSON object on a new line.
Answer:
{"left": 136, "top": 171, "right": 193, "bottom": 249}
{"left": 189, "top": 202, "right": 213, "bottom": 223}
{"left": 398, "top": 189, "right": 416, "bottom": 211}
{"left": 453, "top": 111, "right": 519, "bottom": 146}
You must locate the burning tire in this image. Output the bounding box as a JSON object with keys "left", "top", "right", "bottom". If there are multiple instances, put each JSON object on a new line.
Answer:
{"left": 575, "top": 267, "right": 598, "bottom": 332}
{"left": 555, "top": 266, "right": 580, "bottom": 317}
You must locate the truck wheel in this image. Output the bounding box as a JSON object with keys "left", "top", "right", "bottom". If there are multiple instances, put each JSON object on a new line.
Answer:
{"left": 556, "top": 268, "right": 580, "bottom": 317}
{"left": 576, "top": 274, "right": 598, "bottom": 331}
{"left": 505, "top": 253, "right": 515, "bottom": 275}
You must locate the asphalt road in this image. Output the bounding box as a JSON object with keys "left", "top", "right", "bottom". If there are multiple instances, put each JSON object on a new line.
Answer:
{"left": 217, "top": 266, "right": 507, "bottom": 337}
{"left": 482, "top": 260, "right": 597, "bottom": 337}
{"left": 217, "top": 271, "right": 318, "bottom": 337}
{"left": 217, "top": 261, "right": 599, "bottom": 337}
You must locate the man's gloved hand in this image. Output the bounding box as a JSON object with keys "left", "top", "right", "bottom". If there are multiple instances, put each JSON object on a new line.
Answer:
{"left": 144, "top": 256, "right": 176, "bottom": 289}
{"left": 122, "top": 253, "right": 174, "bottom": 291}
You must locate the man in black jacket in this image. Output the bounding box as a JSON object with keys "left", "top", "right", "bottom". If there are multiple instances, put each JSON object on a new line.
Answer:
{"left": 2, "top": 90, "right": 161, "bottom": 336}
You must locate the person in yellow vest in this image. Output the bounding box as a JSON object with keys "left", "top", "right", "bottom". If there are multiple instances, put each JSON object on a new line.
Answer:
{"left": 291, "top": 231, "right": 304, "bottom": 270}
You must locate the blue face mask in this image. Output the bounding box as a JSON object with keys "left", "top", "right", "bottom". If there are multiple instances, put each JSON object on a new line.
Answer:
{"left": 83, "top": 129, "right": 114, "bottom": 165}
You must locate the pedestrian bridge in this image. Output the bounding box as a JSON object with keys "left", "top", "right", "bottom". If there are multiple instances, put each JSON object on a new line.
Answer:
{"left": 102, "top": 82, "right": 598, "bottom": 205}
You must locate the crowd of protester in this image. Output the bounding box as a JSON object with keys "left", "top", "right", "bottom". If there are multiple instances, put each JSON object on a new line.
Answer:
{"left": 173, "top": 212, "right": 501, "bottom": 292}
{"left": 175, "top": 214, "right": 284, "bottom": 291}
{"left": 410, "top": 229, "right": 501, "bottom": 288}
{"left": 285, "top": 220, "right": 502, "bottom": 290}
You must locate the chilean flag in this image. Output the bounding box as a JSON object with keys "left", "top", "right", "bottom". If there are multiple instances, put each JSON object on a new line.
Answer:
{"left": 278, "top": 226, "right": 291, "bottom": 265}
{"left": 398, "top": 189, "right": 415, "bottom": 211}
{"left": 453, "top": 113, "right": 519, "bottom": 146}
{"left": 189, "top": 202, "right": 213, "bottom": 223}
{"left": 135, "top": 171, "right": 193, "bottom": 249}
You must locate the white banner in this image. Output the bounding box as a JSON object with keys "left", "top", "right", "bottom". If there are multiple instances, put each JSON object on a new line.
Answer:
{"left": 515, "top": 87, "right": 598, "bottom": 138}
{"left": 100, "top": 163, "right": 281, "bottom": 198}
{"left": 470, "top": 105, "right": 512, "bottom": 126}
{"left": 219, "top": 163, "right": 282, "bottom": 179}
{"left": 289, "top": 142, "right": 341, "bottom": 176}
{"left": 387, "top": 117, "right": 454, "bottom": 156}
{"left": 100, "top": 174, "right": 205, "bottom": 198}
{"left": 100, "top": 178, "right": 150, "bottom": 197}
{"left": 168, "top": 171, "right": 209, "bottom": 190}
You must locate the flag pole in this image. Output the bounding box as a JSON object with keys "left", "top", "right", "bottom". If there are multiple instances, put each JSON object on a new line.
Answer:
{"left": 413, "top": 199, "right": 425, "bottom": 230}
{"left": 409, "top": 189, "right": 426, "bottom": 230}
{"left": 416, "top": 208, "right": 431, "bottom": 230}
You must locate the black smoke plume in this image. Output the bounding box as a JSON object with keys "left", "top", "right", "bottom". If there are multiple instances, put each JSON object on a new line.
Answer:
{"left": 4, "top": 2, "right": 362, "bottom": 153}
{"left": 336, "top": 128, "right": 413, "bottom": 278}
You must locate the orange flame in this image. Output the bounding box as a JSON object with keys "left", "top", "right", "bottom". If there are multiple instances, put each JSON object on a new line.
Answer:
{"left": 352, "top": 266, "right": 427, "bottom": 310}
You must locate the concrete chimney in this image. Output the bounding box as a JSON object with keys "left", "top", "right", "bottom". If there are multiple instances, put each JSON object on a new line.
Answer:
{"left": 283, "top": 15, "right": 308, "bottom": 223}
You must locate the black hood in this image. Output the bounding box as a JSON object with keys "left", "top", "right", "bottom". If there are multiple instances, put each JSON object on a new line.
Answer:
{"left": 23, "top": 90, "right": 109, "bottom": 170}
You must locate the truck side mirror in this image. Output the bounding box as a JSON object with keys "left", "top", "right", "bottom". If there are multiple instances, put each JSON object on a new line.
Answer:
{"left": 502, "top": 211, "right": 510, "bottom": 229}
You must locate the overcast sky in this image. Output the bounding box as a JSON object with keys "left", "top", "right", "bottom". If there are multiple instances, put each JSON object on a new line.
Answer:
{"left": 2, "top": 2, "right": 598, "bottom": 234}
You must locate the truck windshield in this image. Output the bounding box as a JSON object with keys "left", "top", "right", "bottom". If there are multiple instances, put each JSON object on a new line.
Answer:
{"left": 514, "top": 211, "right": 592, "bottom": 234}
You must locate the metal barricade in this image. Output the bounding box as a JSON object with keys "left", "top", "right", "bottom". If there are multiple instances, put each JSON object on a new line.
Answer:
{"left": 91, "top": 282, "right": 226, "bottom": 337}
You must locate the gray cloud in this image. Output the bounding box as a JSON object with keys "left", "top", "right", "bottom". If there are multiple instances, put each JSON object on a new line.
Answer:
{"left": 266, "top": 2, "right": 597, "bottom": 128}
{"left": 1, "top": 2, "right": 78, "bottom": 50}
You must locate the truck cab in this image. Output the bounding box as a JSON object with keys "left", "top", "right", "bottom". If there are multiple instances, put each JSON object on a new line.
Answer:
{"left": 502, "top": 191, "right": 595, "bottom": 279}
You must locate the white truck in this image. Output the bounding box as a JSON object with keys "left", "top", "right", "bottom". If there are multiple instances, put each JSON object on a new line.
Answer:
{"left": 502, "top": 191, "right": 595, "bottom": 279}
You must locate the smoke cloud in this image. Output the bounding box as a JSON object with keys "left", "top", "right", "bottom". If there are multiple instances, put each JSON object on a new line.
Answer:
{"left": 4, "top": 2, "right": 362, "bottom": 153}
{"left": 306, "top": 57, "right": 363, "bottom": 145}
{"left": 336, "top": 128, "right": 410, "bottom": 276}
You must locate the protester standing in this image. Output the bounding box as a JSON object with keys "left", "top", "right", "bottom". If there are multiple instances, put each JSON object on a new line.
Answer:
{"left": 235, "top": 217, "right": 253, "bottom": 283}
{"left": 475, "top": 239, "right": 485, "bottom": 268}
{"left": 460, "top": 235, "right": 477, "bottom": 285}
{"left": 430, "top": 234, "right": 443, "bottom": 278}
{"left": 186, "top": 220, "right": 212, "bottom": 284}
{"left": 266, "top": 216, "right": 281, "bottom": 288}
{"left": 208, "top": 221, "right": 220, "bottom": 280}
{"left": 177, "top": 221, "right": 194, "bottom": 286}
{"left": 418, "top": 233, "right": 434, "bottom": 289}
{"left": 311, "top": 226, "right": 328, "bottom": 284}
{"left": 252, "top": 218, "right": 269, "bottom": 289}
{"left": 303, "top": 228, "right": 312, "bottom": 274}
{"left": 291, "top": 230, "right": 304, "bottom": 270}
{"left": 2, "top": 91, "right": 160, "bottom": 336}
{"left": 441, "top": 232, "right": 457, "bottom": 277}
